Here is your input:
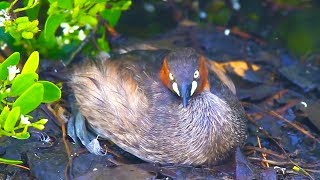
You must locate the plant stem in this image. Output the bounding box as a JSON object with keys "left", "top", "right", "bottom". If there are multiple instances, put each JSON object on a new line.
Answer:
{"left": 14, "top": 0, "right": 39, "bottom": 13}
{"left": 0, "top": 129, "right": 12, "bottom": 137}
{"left": 7, "top": 0, "right": 19, "bottom": 12}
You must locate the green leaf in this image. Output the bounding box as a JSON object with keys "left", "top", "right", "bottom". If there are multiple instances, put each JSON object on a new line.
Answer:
{"left": 0, "top": 2, "right": 10, "bottom": 9}
{"left": 74, "top": 0, "right": 85, "bottom": 7}
{"left": 120, "top": 0, "right": 132, "bottom": 10}
{"left": 15, "top": 17, "right": 29, "bottom": 24}
{"left": 3, "top": 107, "right": 20, "bottom": 132}
{"left": 97, "top": 36, "right": 110, "bottom": 52}
{"left": 13, "top": 132, "right": 31, "bottom": 140}
{"left": 100, "top": 9, "right": 121, "bottom": 27}
{"left": 0, "top": 52, "right": 20, "bottom": 80}
{"left": 21, "top": 51, "right": 39, "bottom": 74}
{"left": 58, "top": 0, "right": 73, "bottom": 9}
{"left": 30, "top": 20, "right": 39, "bottom": 28}
{"left": 17, "top": 21, "right": 31, "bottom": 31}
{"left": 7, "top": 27, "right": 22, "bottom": 40}
{"left": 88, "top": 3, "right": 105, "bottom": 16}
{"left": 25, "top": 0, "right": 40, "bottom": 20}
{"left": 43, "top": 14, "right": 66, "bottom": 41}
{"left": 0, "top": 106, "right": 10, "bottom": 127}
{"left": 32, "top": 124, "right": 44, "bottom": 130}
{"left": 31, "top": 26, "right": 39, "bottom": 33}
{"left": 78, "top": 15, "right": 98, "bottom": 26}
{"left": 35, "top": 118, "right": 48, "bottom": 125}
{"left": 108, "top": 0, "right": 132, "bottom": 10}
{"left": 10, "top": 73, "right": 39, "bottom": 96}
{"left": 38, "top": 81, "right": 61, "bottom": 103}
{"left": 0, "top": 157, "right": 23, "bottom": 165}
{"left": 21, "top": 31, "right": 34, "bottom": 39}
{"left": 12, "top": 83, "right": 44, "bottom": 114}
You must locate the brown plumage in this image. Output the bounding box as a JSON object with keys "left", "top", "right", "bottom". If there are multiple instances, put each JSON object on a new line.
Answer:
{"left": 70, "top": 48, "right": 247, "bottom": 165}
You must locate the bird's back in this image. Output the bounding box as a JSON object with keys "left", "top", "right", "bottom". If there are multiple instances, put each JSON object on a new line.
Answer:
{"left": 71, "top": 49, "right": 247, "bottom": 165}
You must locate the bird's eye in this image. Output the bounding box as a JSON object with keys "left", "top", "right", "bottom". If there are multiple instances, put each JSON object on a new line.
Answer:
{"left": 169, "top": 73, "right": 175, "bottom": 81}
{"left": 194, "top": 70, "right": 200, "bottom": 79}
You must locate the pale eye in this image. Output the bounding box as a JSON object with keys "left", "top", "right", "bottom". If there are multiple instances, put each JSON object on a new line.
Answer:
{"left": 194, "top": 70, "right": 200, "bottom": 79}
{"left": 169, "top": 73, "right": 174, "bottom": 81}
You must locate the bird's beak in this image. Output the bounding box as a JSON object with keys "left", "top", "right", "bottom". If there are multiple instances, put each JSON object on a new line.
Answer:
{"left": 180, "top": 83, "right": 191, "bottom": 108}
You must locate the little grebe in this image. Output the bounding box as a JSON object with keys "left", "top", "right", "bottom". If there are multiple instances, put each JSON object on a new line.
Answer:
{"left": 71, "top": 48, "right": 247, "bottom": 165}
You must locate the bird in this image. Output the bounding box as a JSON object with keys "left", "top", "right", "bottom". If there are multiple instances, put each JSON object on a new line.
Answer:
{"left": 70, "top": 48, "right": 247, "bottom": 166}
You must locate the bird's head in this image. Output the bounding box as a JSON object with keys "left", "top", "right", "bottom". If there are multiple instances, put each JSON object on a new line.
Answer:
{"left": 159, "top": 48, "right": 210, "bottom": 107}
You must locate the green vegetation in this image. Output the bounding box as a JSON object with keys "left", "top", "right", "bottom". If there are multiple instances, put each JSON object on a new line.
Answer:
{"left": 0, "top": 0, "right": 132, "bottom": 59}
{"left": 0, "top": 0, "right": 131, "bottom": 165}
{"left": 0, "top": 51, "right": 60, "bottom": 165}
{"left": 0, "top": 51, "right": 60, "bottom": 140}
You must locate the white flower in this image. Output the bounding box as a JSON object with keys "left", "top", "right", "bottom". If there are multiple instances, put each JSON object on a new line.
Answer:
{"left": 0, "top": 17, "right": 5, "bottom": 27}
{"left": 7, "top": 65, "right": 20, "bottom": 81}
{"left": 70, "top": 25, "right": 79, "bottom": 33}
{"left": 64, "top": 39, "right": 70, "bottom": 44}
{"left": 1, "top": 42, "right": 7, "bottom": 50}
{"left": 85, "top": 24, "right": 92, "bottom": 30}
{"left": 20, "top": 115, "right": 31, "bottom": 125}
{"left": 0, "top": 9, "right": 10, "bottom": 19}
{"left": 0, "top": 9, "right": 11, "bottom": 27}
{"left": 56, "top": 36, "right": 62, "bottom": 44}
{"left": 60, "top": 22, "right": 80, "bottom": 35}
{"left": 60, "top": 23, "right": 70, "bottom": 35}
{"left": 0, "top": 9, "right": 6, "bottom": 16}
{"left": 78, "top": 30, "right": 86, "bottom": 41}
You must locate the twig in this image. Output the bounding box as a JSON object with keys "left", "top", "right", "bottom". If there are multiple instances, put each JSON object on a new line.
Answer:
{"left": 244, "top": 146, "right": 286, "bottom": 160}
{"left": 248, "top": 157, "right": 320, "bottom": 175}
{"left": 270, "top": 110, "right": 319, "bottom": 143}
{"left": 45, "top": 104, "right": 72, "bottom": 180}
{"left": 56, "top": 106, "right": 72, "bottom": 180}
{"left": 264, "top": 89, "right": 289, "bottom": 105}
{"left": 243, "top": 102, "right": 320, "bottom": 143}
{"left": 274, "top": 99, "right": 299, "bottom": 115}
{"left": 216, "top": 26, "right": 266, "bottom": 45}
{"left": 65, "top": 27, "right": 97, "bottom": 65}
{"left": 0, "top": 162, "right": 30, "bottom": 170}
{"left": 256, "top": 135, "right": 269, "bottom": 167}
{"left": 104, "top": 23, "right": 119, "bottom": 38}
{"left": 247, "top": 157, "right": 292, "bottom": 166}
{"left": 298, "top": 168, "right": 320, "bottom": 173}
{"left": 245, "top": 112, "right": 316, "bottom": 179}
